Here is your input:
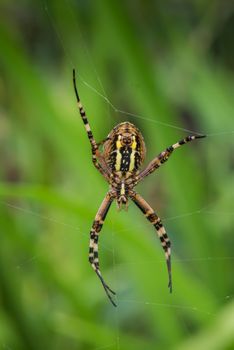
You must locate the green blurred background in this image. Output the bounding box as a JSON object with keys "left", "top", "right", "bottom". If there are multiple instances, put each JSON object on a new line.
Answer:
{"left": 0, "top": 1, "right": 234, "bottom": 349}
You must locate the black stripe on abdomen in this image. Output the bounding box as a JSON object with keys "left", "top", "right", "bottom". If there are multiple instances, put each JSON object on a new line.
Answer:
{"left": 120, "top": 147, "right": 132, "bottom": 171}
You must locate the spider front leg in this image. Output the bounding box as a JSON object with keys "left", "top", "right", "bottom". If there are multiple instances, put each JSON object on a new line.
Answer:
{"left": 137, "top": 134, "right": 206, "bottom": 183}
{"left": 130, "top": 191, "right": 172, "bottom": 292}
{"left": 73, "top": 69, "right": 112, "bottom": 182}
{"left": 88, "top": 192, "right": 116, "bottom": 306}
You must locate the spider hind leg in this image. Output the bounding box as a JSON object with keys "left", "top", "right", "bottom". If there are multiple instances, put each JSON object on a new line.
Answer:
{"left": 88, "top": 193, "right": 116, "bottom": 306}
{"left": 130, "top": 191, "right": 172, "bottom": 293}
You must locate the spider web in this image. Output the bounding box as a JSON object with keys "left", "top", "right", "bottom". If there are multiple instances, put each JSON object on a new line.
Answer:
{"left": 1, "top": 1, "right": 234, "bottom": 349}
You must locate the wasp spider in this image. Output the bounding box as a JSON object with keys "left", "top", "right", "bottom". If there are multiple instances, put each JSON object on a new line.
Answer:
{"left": 73, "top": 69, "right": 205, "bottom": 307}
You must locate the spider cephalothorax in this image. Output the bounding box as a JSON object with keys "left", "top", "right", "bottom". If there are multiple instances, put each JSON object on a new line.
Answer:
{"left": 73, "top": 69, "right": 205, "bottom": 307}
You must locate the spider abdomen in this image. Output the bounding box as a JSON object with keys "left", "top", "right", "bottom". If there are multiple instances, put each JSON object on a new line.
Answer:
{"left": 103, "top": 122, "right": 146, "bottom": 175}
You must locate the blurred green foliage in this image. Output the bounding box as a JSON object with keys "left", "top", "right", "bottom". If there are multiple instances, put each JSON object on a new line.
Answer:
{"left": 0, "top": 0, "right": 234, "bottom": 349}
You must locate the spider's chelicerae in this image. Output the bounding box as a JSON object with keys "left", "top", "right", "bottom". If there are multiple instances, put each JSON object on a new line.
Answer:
{"left": 73, "top": 69, "right": 205, "bottom": 307}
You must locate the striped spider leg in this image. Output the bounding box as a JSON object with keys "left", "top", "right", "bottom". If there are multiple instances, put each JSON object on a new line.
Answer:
{"left": 130, "top": 191, "right": 172, "bottom": 292}
{"left": 136, "top": 134, "right": 206, "bottom": 184}
{"left": 73, "top": 69, "right": 112, "bottom": 183}
{"left": 88, "top": 192, "right": 116, "bottom": 306}
{"left": 73, "top": 68, "right": 206, "bottom": 306}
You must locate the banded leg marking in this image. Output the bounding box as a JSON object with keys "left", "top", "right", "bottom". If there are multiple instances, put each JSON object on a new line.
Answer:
{"left": 88, "top": 192, "right": 116, "bottom": 306}
{"left": 137, "top": 134, "right": 206, "bottom": 182}
{"left": 130, "top": 192, "right": 172, "bottom": 292}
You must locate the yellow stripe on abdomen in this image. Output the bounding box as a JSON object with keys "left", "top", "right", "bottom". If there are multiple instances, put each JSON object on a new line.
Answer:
{"left": 129, "top": 150, "right": 136, "bottom": 171}
{"left": 115, "top": 150, "right": 122, "bottom": 171}
{"left": 129, "top": 136, "right": 137, "bottom": 172}
{"left": 115, "top": 135, "right": 122, "bottom": 171}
